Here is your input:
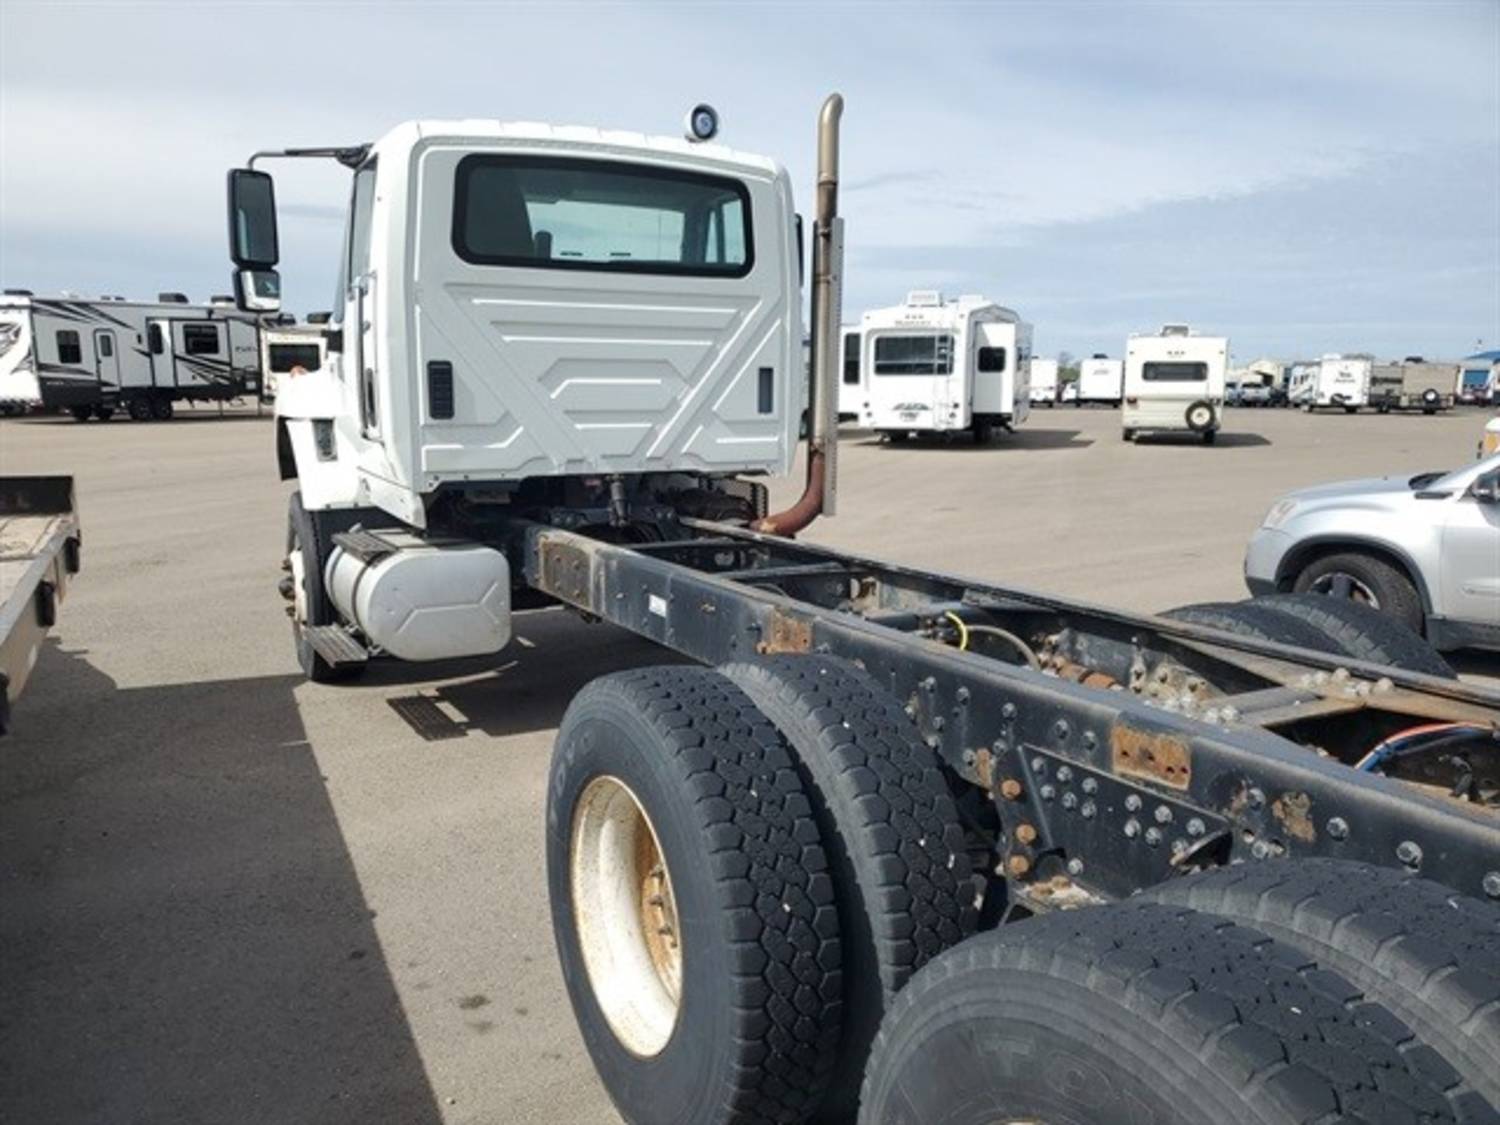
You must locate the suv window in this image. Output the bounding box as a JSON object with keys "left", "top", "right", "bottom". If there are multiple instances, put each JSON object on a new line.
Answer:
{"left": 1143, "top": 361, "right": 1207, "bottom": 382}
{"left": 873, "top": 335, "right": 954, "bottom": 376}
{"left": 453, "top": 155, "right": 752, "bottom": 277}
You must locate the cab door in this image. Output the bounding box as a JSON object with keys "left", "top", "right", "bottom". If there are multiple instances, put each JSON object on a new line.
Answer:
{"left": 1439, "top": 469, "right": 1500, "bottom": 628}
{"left": 93, "top": 329, "right": 120, "bottom": 389}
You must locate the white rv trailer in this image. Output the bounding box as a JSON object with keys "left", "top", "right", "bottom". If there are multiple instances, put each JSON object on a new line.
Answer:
{"left": 261, "top": 322, "right": 328, "bottom": 402}
{"left": 0, "top": 297, "right": 41, "bottom": 415}
{"left": 859, "top": 291, "right": 1031, "bottom": 442}
{"left": 0, "top": 292, "right": 262, "bottom": 421}
{"left": 1121, "top": 324, "right": 1229, "bottom": 443}
{"left": 838, "top": 323, "right": 862, "bottom": 421}
{"left": 1306, "top": 353, "right": 1371, "bottom": 413}
{"left": 1028, "top": 358, "right": 1059, "bottom": 406}
{"left": 1075, "top": 354, "right": 1123, "bottom": 406}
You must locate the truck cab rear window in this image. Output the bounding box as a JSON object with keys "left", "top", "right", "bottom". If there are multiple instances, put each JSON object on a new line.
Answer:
{"left": 1143, "top": 361, "right": 1207, "bottom": 382}
{"left": 452, "top": 155, "right": 752, "bottom": 276}
{"left": 873, "top": 335, "right": 953, "bottom": 376}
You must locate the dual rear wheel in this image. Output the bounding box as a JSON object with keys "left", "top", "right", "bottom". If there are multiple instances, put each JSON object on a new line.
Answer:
{"left": 547, "top": 657, "right": 975, "bottom": 1124}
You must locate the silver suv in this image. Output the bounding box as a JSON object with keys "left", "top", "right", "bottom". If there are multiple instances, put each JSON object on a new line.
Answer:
{"left": 1244, "top": 455, "right": 1500, "bottom": 651}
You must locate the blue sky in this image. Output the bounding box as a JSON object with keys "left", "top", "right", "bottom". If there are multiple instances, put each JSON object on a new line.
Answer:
{"left": 1, "top": 1, "right": 1496, "bottom": 362}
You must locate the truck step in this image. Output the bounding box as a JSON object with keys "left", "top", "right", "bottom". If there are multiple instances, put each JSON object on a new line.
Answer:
{"left": 331, "top": 528, "right": 398, "bottom": 564}
{"left": 304, "top": 625, "right": 369, "bottom": 667}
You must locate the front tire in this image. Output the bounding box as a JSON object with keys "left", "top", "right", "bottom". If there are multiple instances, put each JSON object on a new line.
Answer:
{"left": 548, "top": 667, "right": 843, "bottom": 1125}
{"left": 1290, "top": 549, "right": 1424, "bottom": 635}
{"left": 286, "top": 491, "right": 361, "bottom": 683}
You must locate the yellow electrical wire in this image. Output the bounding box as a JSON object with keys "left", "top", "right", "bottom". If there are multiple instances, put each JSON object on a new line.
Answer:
{"left": 943, "top": 610, "right": 970, "bottom": 651}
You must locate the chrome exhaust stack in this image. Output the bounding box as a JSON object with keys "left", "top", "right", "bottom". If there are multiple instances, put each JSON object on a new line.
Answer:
{"left": 755, "top": 93, "right": 844, "bottom": 536}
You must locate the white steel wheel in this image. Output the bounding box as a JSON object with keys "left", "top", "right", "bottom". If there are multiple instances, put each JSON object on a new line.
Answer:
{"left": 570, "top": 774, "right": 682, "bottom": 1058}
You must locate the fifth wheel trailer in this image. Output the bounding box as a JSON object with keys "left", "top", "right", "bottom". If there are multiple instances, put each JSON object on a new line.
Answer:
{"left": 859, "top": 291, "right": 1031, "bottom": 442}
{"left": 0, "top": 292, "right": 262, "bottom": 421}
{"left": 230, "top": 96, "right": 1500, "bottom": 1125}
{"left": 1307, "top": 353, "right": 1372, "bottom": 413}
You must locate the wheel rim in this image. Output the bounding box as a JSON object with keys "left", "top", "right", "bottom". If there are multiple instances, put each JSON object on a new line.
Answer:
{"left": 287, "top": 538, "right": 309, "bottom": 625}
{"left": 570, "top": 775, "right": 682, "bottom": 1057}
{"left": 1310, "top": 570, "right": 1379, "bottom": 607}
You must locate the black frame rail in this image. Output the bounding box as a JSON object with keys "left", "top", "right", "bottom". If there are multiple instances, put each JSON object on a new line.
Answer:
{"left": 521, "top": 519, "right": 1500, "bottom": 905}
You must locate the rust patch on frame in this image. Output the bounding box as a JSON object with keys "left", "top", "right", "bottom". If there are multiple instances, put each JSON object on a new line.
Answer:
{"left": 538, "top": 537, "right": 596, "bottom": 612}
{"left": 1111, "top": 724, "right": 1192, "bottom": 790}
{"left": 1272, "top": 791, "right": 1316, "bottom": 843}
{"left": 757, "top": 610, "right": 812, "bottom": 654}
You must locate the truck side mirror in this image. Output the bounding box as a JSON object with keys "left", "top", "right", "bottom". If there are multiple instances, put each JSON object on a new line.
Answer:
{"left": 227, "top": 169, "right": 279, "bottom": 268}
{"left": 233, "top": 267, "right": 282, "bottom": 314}
{"left": 228, "top": 168, "right": 282, "bottom": 313}
{"left": 1471, "top": 468, "right": 1500, "bottom": 504}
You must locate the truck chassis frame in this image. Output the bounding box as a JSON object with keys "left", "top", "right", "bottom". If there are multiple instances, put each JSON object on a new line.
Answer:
{"left": 496, "top": 516, "right": 1500, "bottom": 906}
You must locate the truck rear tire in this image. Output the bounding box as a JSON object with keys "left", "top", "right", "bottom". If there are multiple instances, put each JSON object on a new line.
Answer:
{"left": 1290, "top": 549, "right": 1425, "bottom": 636}
{"left": 1252, "top": 593, "right": 1454, "bottom": 677}
{"left": 721, "top": 655, "right": 974, "bottom": 1120}
{"left": 1164, "top": 601, "right": 1334, "bottom": 650}
{"left": 547, "top": 667, "right": 843, "bottom": 1125}
{"left": 859, "top": 900, "right": 1479, "bottom": 1125}
{"left": 1143, "top": 859, "right": 1500, "bottom": 1112}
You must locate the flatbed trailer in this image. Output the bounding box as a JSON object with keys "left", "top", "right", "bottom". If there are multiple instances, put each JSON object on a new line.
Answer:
{"left": 0, "top": 476, "right": 81, "bottom": 733}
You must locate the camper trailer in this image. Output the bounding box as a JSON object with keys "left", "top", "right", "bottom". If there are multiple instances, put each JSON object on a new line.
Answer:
{"left": 1075, "top": 354, "right": 1123, "bottom": 406}
{"left": 1307, "top": 354, "right": 1371, "bottom": 413}
{"left": 860, "top": 291, "right": 1031, "bottom": 442}
{"left": 261, "top": 322, "right": 328, "bottom": 402}
{"left": 1457, "top": 359, "right": 1497, "bottom": 405}
{"left": 1369, "top": 359, "right": 1457, "bottom": 414}
{"left": 0, "top": 298, "right": 41, "bottom": 415}
{"left": 0, "top": 292, "right": 262, "bottom": 421}
{"left": 1028, "top": 358, "right": 1059, "bottom": 406}
{"left": 838, "top": 324, "right": 862, "bottom": 421}
{"left": 1121, "top": 324, "right": 1228, "bottom": 443}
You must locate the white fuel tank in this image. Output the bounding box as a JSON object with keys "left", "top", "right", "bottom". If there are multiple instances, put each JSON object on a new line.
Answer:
{"left": 325, "top": 531, "right": 510, "bottom": 661}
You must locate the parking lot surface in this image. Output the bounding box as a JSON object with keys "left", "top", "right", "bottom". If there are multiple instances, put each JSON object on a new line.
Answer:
{"left": 1, "top": 405, "right": 1495, "bottom": 1123}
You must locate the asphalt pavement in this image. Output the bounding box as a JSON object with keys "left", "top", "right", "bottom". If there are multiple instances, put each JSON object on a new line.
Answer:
{"left": 1, "top": 403, "right": 1495, "bottom": 1123}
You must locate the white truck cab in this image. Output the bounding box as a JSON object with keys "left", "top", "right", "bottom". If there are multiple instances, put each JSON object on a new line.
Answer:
{"left": 1122, "top": 324, "right": 1229, "bottom": 444}
{"left": 858, "top": 291, "right": 1030, "bottom": 443}
{"left": 230, "top": 103, "right": 841, "bottom": 679}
